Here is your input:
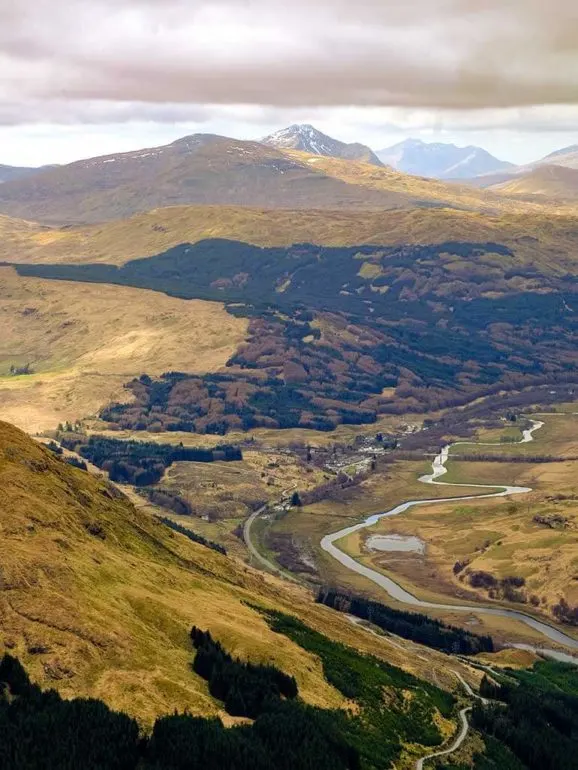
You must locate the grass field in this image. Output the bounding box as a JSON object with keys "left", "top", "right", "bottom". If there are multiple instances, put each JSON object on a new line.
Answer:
{"left": 0, "top": 267, "right": 247, "bottom": 432}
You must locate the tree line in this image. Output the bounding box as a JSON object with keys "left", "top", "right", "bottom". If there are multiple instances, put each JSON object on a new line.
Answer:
{"left": 60, "top": 434, "right": 242, "bottom": 486}
{"left": 158, "top": 518, "right": 227, "bottom": 556}
{"left": 317, "top": 588, "right": 494, "bottom": 655}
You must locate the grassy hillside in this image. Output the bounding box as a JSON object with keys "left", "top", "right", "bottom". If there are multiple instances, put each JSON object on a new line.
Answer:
{"left": 0, "top": 136, "right": 420, "bottom": 224}
{"left": 0, "top": 267, "right": 247, "bottom": 432}
{"left": 491, "top": 165, "right": 578, "bottom": 199}
{"left": 283, "top": 150, "right": 578, "bottom": 216}
{"left": 0, "top": 419, "right": 479, "bottom": 728}
{"left": 3, "top": 202, "right": 578, "bottom": 292}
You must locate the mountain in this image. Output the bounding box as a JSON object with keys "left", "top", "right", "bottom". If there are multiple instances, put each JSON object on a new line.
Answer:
{"left": 490, "top": 164, "right": 578, "bottom": 199}
{"left": 0, "top": 164, "right": 43, "bottom": 184}
{"left": 470, "top": 144, "right": 578, "bottom": 189}
{"left": 0, "top": 419, "right": 481, "bottom": 735}
{"left": 377, "top": 138, "right": 515, "bottom": 179}
{"left": 535, "top": 144, "right": 578, "bottom": 170}
{"left": 0, "top": 134, "right": 419, "bottom": 224}
{"left": 262, "top": 124, "right": 383, "bottom": 166}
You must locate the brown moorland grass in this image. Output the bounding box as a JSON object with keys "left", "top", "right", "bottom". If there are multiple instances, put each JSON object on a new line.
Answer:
{"left": 3, "top": 203, "right": 578, "bottom": 274}
{"left": 0, "top": 420, "right": 481, "bottom": 725}
{"left": 160, "top": 449, "right": 332, "bottom": 521}
{"left": 0, "top": 267, "right": 247, "bottom": 432}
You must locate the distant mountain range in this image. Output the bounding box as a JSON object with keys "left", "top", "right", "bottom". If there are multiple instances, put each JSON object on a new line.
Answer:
{"left": 0, "top": 164, "right": 45, "bottom": 184}
{"left": 0, "top": 133, "right": 412, "bottom": 224}
{"left": 489, "top": 164, "right": 578, "bottom": 199}
{"left": 2, "top": 124, "right": 578, "bottom": 224}
{"left": 262, "top": 124, "right": 383, "bottom": 166}
{"left": 376, "top": 138, "right": 515, "bottom": 180}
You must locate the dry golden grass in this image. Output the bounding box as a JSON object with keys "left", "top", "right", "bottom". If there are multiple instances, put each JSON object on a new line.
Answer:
{"left": 0, "top": 420, "right": 480, "bottom": 724}
{"left": 161, "top": 449, "right": 332, "bottom": 520}
{"left": 2, "top": 201, "right": 578, "bottom": 278}
{"left": 475, "top": 648, "right": 539, "bottom": 669}
{"left": 0, "top": 267, "right": 247, "bottom": 432}
{"left": 287, "top": 151, "right": 578, "bottom": 217}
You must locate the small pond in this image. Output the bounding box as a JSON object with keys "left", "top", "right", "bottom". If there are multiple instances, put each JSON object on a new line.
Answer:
{"left": 366, "top": 534, "right": 425, "bottom": 554}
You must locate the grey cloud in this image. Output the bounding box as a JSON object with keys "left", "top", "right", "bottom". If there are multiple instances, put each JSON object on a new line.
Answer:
{"left": 1, "top": 0, "right": 578, "bottom": 124}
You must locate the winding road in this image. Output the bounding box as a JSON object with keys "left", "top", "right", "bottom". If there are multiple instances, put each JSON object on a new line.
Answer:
{"left": 416, "top": 707, "right": 472, "bottom": 770}
{"left": 321, "top": 420, "right": 578, "bottom": 653}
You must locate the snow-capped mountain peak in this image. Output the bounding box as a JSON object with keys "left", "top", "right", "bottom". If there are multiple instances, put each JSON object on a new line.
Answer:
{"left": 261, "top": 124, "right": 383, "bottom": 166}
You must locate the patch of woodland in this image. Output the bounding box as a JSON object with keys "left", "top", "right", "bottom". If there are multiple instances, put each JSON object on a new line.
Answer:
{"left": 15, "top": 239, "right": 578, "bottom": 434}
{"left": 60, "top": 433, "right": 242, "bottom": 486}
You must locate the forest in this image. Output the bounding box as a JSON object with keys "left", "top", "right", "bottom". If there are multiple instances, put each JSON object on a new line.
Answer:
{"left": 317, "top": 588, "right": 494, "bottom": 654}
{"left": 470, "top": 662, "right": 578, "bottom": 770}
{"left": 2, "top": 612, "right": 577, "bottom": 769}
{"left": 60, "top": 434, "right": 242, "bottom": 485}
{"left": 13, "top": 238, "right": 578, "bottom": 433}
{"left": 0, "top": 612, "right": 452, "bottom": 770}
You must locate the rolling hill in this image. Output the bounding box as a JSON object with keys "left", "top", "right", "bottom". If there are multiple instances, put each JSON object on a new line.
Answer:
{"left": 262, "top": 124, "right": 383, "bottom": 166}
{"left": 377, "top": 138, "right": 514, "bottom": 179}
{"left": 0, "top": 164, "right": 44, "bottom": 184}
{"left": 469, "top": 144, "right": 578, "bottom": 190}
{"left": 3, "top": 204, "right": 578, "bottom": 270}
{"left": 0, "top": 266, "right": 247, "bottom": 432}
{"left": 0, "top": 135, "right": 417, "bottom": 224}
{"left": 13, "top": 234, "right": 578, "bottom": 435}
{"left": 490, "top": 164, "right": 578, "bottom": 199}
{"left": 535, "top": 144, "right": 578, "bottom": 170}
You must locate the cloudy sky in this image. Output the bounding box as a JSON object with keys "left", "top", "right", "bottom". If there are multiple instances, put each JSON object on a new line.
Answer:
{"left": 1, "top": 0, "right": 578, "bottom": 166}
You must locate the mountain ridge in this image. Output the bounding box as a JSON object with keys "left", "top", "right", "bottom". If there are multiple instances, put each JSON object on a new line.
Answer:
{"left": 0, "top": 134, "right": 416, "bottom": 224}
{"left": 377, "top": 137, "right": 515, "bottom": 179}
{"left": 262, "top": 124, "right": 384, "bottom": 166}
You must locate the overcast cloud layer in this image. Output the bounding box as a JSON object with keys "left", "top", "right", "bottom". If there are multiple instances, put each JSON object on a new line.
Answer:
{"left": 1, "top": 0, "right": 577, "bottom": 164}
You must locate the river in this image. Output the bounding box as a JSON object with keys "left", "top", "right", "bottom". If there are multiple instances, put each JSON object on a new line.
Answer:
{"left": 320, "top": 420, "right": 578, "bottom": 658}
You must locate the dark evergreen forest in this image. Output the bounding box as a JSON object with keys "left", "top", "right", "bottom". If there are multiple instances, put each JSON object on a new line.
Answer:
{"left": 60, "top": 434, "right": 242, "bottom": 485}
{"left": 13, "top": 238, "right": 578, "bottom": 433}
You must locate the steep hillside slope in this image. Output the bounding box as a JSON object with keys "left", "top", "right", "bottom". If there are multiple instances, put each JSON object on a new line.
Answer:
{"left": 0, "top": 420, "right": 475, "bottom": 726}
{"left": 377, "top": 138, "right": 514, "bottom": 179}
{"left": 0, "top": 267, "right": 247, "bottom": 432}
{"left": 0, "top": 135, "right": 415, "bottom": 224}
{"left": 262, "top": 124, "right": 383, "bottom": 166}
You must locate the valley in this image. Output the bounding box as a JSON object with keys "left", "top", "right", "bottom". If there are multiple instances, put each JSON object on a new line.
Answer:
{"left": 2, "top": 125, "right": 578, "bottom": 769}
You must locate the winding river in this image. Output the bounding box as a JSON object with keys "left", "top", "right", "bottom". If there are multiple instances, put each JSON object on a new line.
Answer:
{"left": 321, "top": 421, "right": 578, "bottom": 655}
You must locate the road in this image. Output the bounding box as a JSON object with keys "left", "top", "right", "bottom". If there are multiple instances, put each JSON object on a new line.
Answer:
{"left": 416, "top": 707, "right": 472, "bottom": 770}
{"left": 242, "top": 487, "right": 303, "bottom": 583}
{"left": 320, "top": 421, "right": 578, "bottom": 653}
